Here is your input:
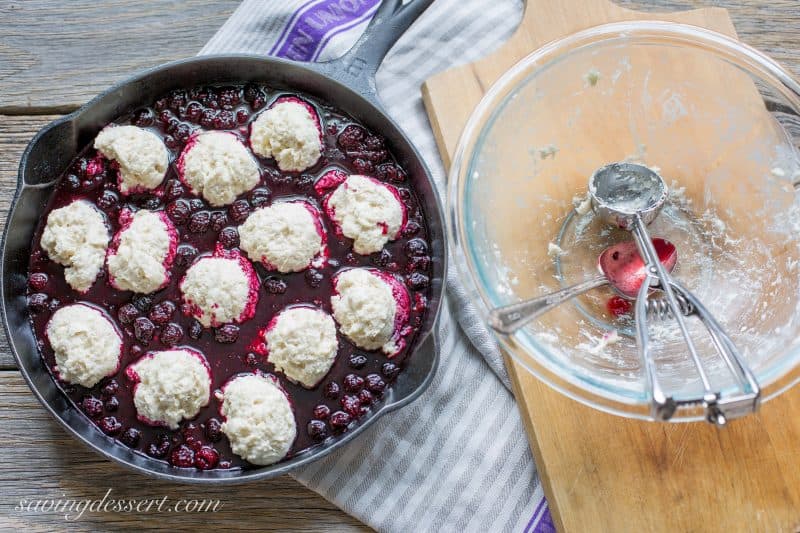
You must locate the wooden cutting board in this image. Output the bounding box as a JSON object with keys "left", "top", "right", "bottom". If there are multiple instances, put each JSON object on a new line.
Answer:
{"left": 422, "top": 1, "right": 800, "bottom": 531}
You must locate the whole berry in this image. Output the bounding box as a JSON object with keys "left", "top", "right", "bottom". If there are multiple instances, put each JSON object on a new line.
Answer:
{"left": 205, "top": 418, "right": 223, "bottom": 442}
{"left": 338, "top": 125, "right": 366, "bottom": 150}
{"left": 28, "top": 293, "right": 48, "bottom": 313}
{"left": 341, "top": 394, "right": 363, "bottom": 417}
{"left": 81, "top": 396, "right": 104, "bottom": 418}
{"left": 195, "top": 446, "right": 219, "bottom": 470}
{"left": 28, "top": 272, "right": 49, "bottom": 290}
{"left": 214, "top": 110, "right": 236, "bottom": 129}
{"left": 173, "top": 123, "right": 194, "bottom": 143}
{"left": 305, "top": 269, "right": 324, "bottom": 288}
{"left": 402, "top": 220, "right": 421, "bottom": 237}
{"left": 132, "top": 108, "right": 155, "bottom": 127}
{"left": 134, "top": 317, "right": 156, "bottom": 344}
{"left": 406, "top": 272, "right": 430, "bottom": 290}
{"left": 351, "top": 158, "right": 374, "bottom": 174}
{"left": 249, "top": 188, "right": 270, "bottom": 208}
{"left": 117, "top": 303, "right": 139, "bottom": 324}
{"left": 252, "top": 94, "right": 267, "bottom": 110}
{"left": 313, "top": 404, "right": 331, "bottom": 420}
{"left": 263, "top": 277, "right": 287, "bottom": 294}
{"left": 307, "top": 420, "right": 329, "bottom": 441}
{"left": 163, "top": 179, "right": 185, "bottom": 201}
{"left": 132, "top": 294, "right": 153, "bottom": 312}
{"left": 188, "top": 320, "right": 203, "bottom": 340}
{"left": 376, "top": 163, "right": 406, "bottom": 183}
{"left": 104, "top": 397, "right": 119, "bottom": 412}
{"left": 228, "top": 199, "right": 251, "bottom": 223}
{"left": 175, "top": 244, "right": 198, "bottom": 267}
{"left": 329, "top": 411, "right": 352, "bottom": 431}
{"left": 382, "top": 362, "right": 400, "bottom": 380}
{"left": 348, "top": 354, "right": 368, "bottom": 369}
{"left": 168, "top": 90, "right": 187, "bottom": 110}
{"left": 101, "top": 379, "right": 119, "bottom": 397}
{"left": 188, "top": 211, "right": 211, "bottom": 233}
{"left": 215, "top": 324, "right": 240, "bottom": 344}
{"left": 324, "top": 382, "right": 341, "bottom": 400}
{"left": 407, "top": 255, "right": 431, "bottom": 272}
{"left": 161, "top": 323, "right": 184, "bottom": 346}
{"left": 372, "top": 249, "right": 392, "bottom": 268}
{"left": 147, "top": 434, "right": 171, "bottom": 458}
{"left": 119, "top": 428, "right": 141, "bottom": 447}
{"left": 218, "top": 87, "right": 240, "bottom": 109}
{"left": 200, "top": 109, "right": 217, "bottom": 128}
{"left": 210, "top": 211, "right": 228, "bottom": 232}
{"left": 365, "top": 374, "right": 386, "bottom": 393}
{"left": 99, "top": 416, "right": 122, "bottom": 435}
{"left": 96, "top": 190, "right": 119, "bottom": 211}
{"left": 170, "top": 444, "right": 195, "bottom": 468}
{"left": 405, "top": 238, "right": 428, "bottom": 257}
{"left": 184, "top": 435, "right": 203, "bottom": 451}
{"left": 218, "top": 227, "right": 239, "bottom": 248}
{"left": 149, "top": 301, "right": 176, "bottom": 324}
{"left": 343, "top": 374, "right": 364, "bottom": 392}
{"left": 243, "top": 84, "right": 260, "bottom": 103}
{"left": 358, "top": 389, "right": 374, "bottom": 405}
{"left": 184, "top": 102, "right": 203, "bottom": 122}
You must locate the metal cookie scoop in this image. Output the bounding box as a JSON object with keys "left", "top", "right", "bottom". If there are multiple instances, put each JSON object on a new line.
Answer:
{"left": 488, "top": 238, "right": 678, "bottom": 334}
{"left": 589, "top": 162, "right": 760, "bottom": 425}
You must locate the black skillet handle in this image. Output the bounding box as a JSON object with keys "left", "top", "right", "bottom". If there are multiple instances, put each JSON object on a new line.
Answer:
{"left": 312, "top": 0, "right": 434, "bottom": 109}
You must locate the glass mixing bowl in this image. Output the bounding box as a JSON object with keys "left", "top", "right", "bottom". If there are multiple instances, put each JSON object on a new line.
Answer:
{"left": 449, "top": 21, "right": 800, "bottom": 421}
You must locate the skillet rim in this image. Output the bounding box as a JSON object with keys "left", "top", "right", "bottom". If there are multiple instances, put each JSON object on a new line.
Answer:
{"left": 2, "top": 53, "right": 447, "bottom": 484}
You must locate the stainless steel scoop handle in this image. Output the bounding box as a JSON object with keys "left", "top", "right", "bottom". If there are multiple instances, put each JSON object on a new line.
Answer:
{"left": 632, "top": 216, "right": 760, "bottom": 424}
{"left": 489, "top": 276, "right": 608, "bottom": 334}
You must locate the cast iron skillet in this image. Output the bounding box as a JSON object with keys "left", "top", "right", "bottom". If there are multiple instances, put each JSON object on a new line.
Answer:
{"left": 2, "top": 0, "right": 445, "bottom": 483}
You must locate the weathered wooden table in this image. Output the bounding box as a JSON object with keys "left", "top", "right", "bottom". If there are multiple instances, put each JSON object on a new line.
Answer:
{"left": 1, "top": 1, "right": 799, "bottom": 531}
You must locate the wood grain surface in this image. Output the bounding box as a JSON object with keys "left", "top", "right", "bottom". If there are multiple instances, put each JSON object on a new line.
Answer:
{"left": 0, "top": 115, "right": 45, "bottom": 370}
{"left": 0, "top": 0, "right": 240, "bottom": 113}
{"left": 422, "top": 0, "right": 800, "bottom": 532}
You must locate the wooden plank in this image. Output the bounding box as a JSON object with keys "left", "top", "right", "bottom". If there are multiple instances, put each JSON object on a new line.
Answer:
{"left": 0, "top": 0, "right": 238, "bottom": 113}
{"left": 422, "top": 1, "right": 800, "bottom": 531}
{"left": 0, "top": 115, "right": 59, "bottom": 369}
{"left": 0, "top": 372, "right": 368, "bottom": 532}
{"left": 618, "top": 0, "right": 800, "bottom": 76}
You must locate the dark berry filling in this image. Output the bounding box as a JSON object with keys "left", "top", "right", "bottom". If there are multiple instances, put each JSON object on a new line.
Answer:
{"left": 26, "top": 83, "right": 432, "bottom": 472}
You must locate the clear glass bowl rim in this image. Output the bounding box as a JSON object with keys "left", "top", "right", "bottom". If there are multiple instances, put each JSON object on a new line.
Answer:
{"left": 447, "top": 20, "right": 800, "bottom": 421}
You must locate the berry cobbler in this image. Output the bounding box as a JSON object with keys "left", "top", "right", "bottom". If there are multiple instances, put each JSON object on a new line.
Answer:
{"left": 26, "top": 84, "right": 432, "bottom": 471}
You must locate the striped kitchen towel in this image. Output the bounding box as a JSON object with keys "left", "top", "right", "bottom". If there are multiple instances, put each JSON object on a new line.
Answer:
{"left": 201, "top": 1, "right": 554, "bottom": 531}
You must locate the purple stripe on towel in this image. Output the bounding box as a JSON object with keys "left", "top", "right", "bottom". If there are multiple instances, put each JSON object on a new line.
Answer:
{"left": 268, "top": 0, "right": 324, "bottom": 55}
{"left": 524, "top": 498, "right": 547, "bottom": 532}
{"left": 310, "top": 2, "right": 379, "bottom": 61}
{"left": 273, "top": 0, "right": 380, "bottom": 61}
{"left": 532, "top": 507, "right": 556, "bottom": 533}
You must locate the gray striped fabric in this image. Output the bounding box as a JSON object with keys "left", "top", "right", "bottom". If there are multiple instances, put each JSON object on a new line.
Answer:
{"left": 201, "top": 1, "right": 552, "bottom": 531}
